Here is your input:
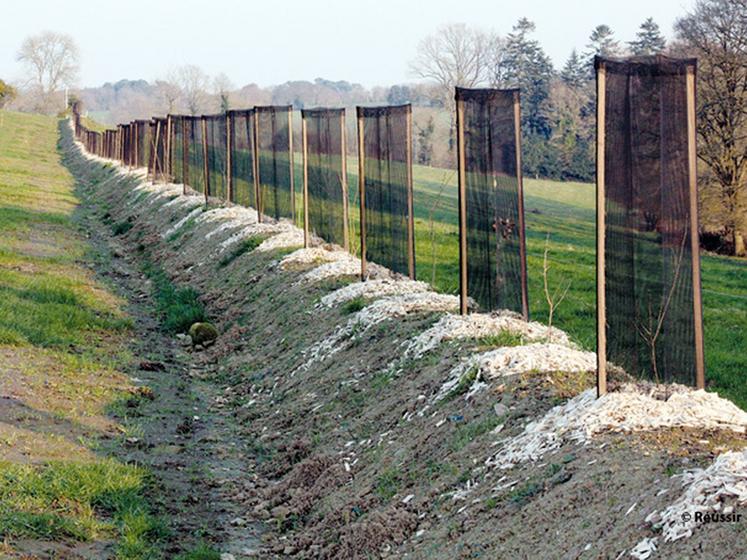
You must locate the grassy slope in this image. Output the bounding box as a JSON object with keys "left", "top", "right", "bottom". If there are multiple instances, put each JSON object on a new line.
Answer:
{"left": 0, "top": 111, "right": 162, "bottom": 558}
{"left": 286, "top": 154, "right": 744, "bottom": 408}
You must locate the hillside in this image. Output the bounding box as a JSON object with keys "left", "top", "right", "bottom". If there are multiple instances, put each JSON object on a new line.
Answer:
{"left": 52, "top": 114, "right": 747, "bottom": 558}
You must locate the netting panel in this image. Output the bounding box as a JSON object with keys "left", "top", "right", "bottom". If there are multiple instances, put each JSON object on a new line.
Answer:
{"left": 358, "top": 104, "right": 414, "bottom": 277}
{"left": 457, "top": 87, "right": 527, "bottom": 316}
{"left": 598, "top": 55, "right": 702, "bottom": 385}
{"left": 256, "top": 106, "right": 294, "bottom": 221}
{"left": 186, "top": 117, "right": 206, "bottom": 194}
{"left": 205, "top": 114, "right": 228, "bottom": 199}
{"left": 229, "top": 110, "right": 257, "bottom": 208}
{"left": 170, "top": 116, "right": 185, "bottom": 185}
{"left": 303, "top": 108, "right": 348, "bottom": 248}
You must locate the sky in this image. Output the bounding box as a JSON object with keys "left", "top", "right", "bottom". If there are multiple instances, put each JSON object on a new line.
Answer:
{"left": 0, "top": 0, "right": 697, "bottom": 89}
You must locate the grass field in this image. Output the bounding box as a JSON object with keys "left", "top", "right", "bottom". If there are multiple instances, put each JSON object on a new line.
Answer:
{"left": 0, "top": 110, "right": 225, "bottom": 558}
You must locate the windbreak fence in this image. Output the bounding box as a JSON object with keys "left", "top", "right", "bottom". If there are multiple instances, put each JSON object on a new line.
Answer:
{"left": 228, "top": 109, "right": 258, "bottom": 208}
{"left": 302, "top": 108, "right": 349, "bottom": 249}
{"left": 357, "top": 104, "right": 415, "bottom": 278}
{"left": 456, "top": 87, "right": 528, "bottom": 318}
{"left": 596, "top": 55, "right": 704, "bottom": 392}
{"left": 256, "top": 106, "right": 295, "bottom": 222}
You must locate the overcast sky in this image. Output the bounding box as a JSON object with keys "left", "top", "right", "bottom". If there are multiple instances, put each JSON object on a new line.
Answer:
{"left": 0, "top": 0, "right": 696, "bottom": 89}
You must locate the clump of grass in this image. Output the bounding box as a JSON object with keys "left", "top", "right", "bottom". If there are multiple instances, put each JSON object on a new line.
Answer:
{"left": 143, "top": 262, "right": 206, "bottom": 334}
{"left": 218, "top": 236, "right": 265, "bottom": 268}
{"left": 450, "top": 415, "right": 503, "bottom": 452}
{"left": 508, "top": 481, "right": 543, "bottom": 505}
{"left": 444, "top": 366, "right": 478, "bottom": 402}
{"left": 175, "top": 543, "right": 222, "bottom": 560}
{"left": 342, "top": 296, "right": 366, "bottom": 315}
{"left": 0, "top": 460, "right": 165, "bottom": 557}
{"left": 375, "top": 467, "right": 402, "bottom": 501}
{"left": 112, "top": 220, "right": 133, "bottom": 236}
{"left": 474, "top": 330, "right": 526, "bottom": 349}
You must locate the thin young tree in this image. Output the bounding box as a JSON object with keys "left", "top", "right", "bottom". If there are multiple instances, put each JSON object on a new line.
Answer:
{"left": 175, "top": 64, "right": 210, "bottom": 116}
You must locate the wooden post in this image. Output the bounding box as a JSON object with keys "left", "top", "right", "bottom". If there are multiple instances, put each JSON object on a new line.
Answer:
{"left": 405, "top": 106, "right": 416, "bottom": 280}
{"left": 596, "top": 63, "right": 607, "bottom": 397}
{"left": 302, "top": 113, "right": 310, "bottom": 247}
{"left": 182, "top": 118, "right": 189, "bottom": 196}
{"left": 254, "top": 110, "right": 262, "bottom": 222}
{"left": 226, "top": 112, "right": 233, "bottom": 202}
{"left": 514, "top": 91, "right": 530, "bottom": 321}
{"left": 151, "top": 121, "right": 161, "bottom": 185}
{"left": 686, "top": 65, "right": 706, "bottom": 390}
{"left": 165, "top": 116, "right": 172, "bottom": 182}
{"left": 288, "top": 107, "right": 296, "bottom": 221}
{"left": 456, "top": 94, "right": 468, "bottom": 315}
{"left": 341, "top": 110, "right": 350, "bottom": 252}
{"left": 201, "top": 116, "right": 210, "bottom": 205}
{"left": 357, "top": 109, "right": 367, "bottom": 280}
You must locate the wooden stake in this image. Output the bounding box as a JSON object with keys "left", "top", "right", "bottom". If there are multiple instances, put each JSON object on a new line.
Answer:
{"left": 226, "top": 113, "right": 233, "bottom": 202}
{"left": 456, "top": 94, "right": 468, "bottom": 315}
{"left": 405, "top": 106, "right": 416, "bottom": 280}
{"left": 596, "top": 63, "right": 608, "bottom": 397}
{"left": 302, "top": 113, "right": 310, "bottom": 247}
{"left": 254, "top": 110, "right": 262, "bottom": 222}
{"left": 202, "top": 116, "right": 209, "bottom": 205}
{"left": 357, "top": 109, "right": 367, "bottom": 280}
{"left": 182, "top": 118, "right": 189, "bottom": 196}
{"left": 514, "top": 91, "right": 530, "bottom": 321}
{"left": 687, "top": 65, "right": 706, "bottom": 390}
{"left": 341, "top": 110, "right": 350, "bottom": 252}
{"left": 289, "top": 107, "right": 296, "bottom": 221}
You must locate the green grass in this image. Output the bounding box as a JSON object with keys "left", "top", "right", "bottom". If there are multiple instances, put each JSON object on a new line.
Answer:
{"left": 174, "top": 543, "right": 222, "bottom": 560}
{"left": 142, "top": 261, "right": 206, "bottom": 334}
{"left": 218, "top": 235, "right": 266, "bottom": 267}
{"left": 0, "top": 460, "right": 164, "bottom": 559}
{"left": 0, "top": 110, "right": 168, "bottom": 557}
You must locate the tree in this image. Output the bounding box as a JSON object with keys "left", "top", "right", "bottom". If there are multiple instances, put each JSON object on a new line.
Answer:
{"left": 409, "top": 23, "right": 492, "bottom": 108}
{"left": 387, "top": 85, "right": 412, "bottom": 105}
{"left": 16, "top": 31, "right": 79, "bottom": 112}
{"left": 213, "top": 73, "right": 234, "bottom": 114}
{"left": 675, "top": 0, "right": 747, "bottom": 256}
{"left": 174, "top": 65, "right": 210, "bottom": 115}
{"left": 155, "top": 78, "right": 180, "bottom": 114}
{"left": 629, "top": 18, "right": 667, "bottom": 55}
{"left": 0, "top": 80, "right": 17, "bottom": 109}
{"left": 584, "top": 25, "right": 622, "bottom": 68}
{"left": 416, "top": 116, "right": 435, "bottom": 165}
{"left": 560, "top": 49, "right": 587, "bottom": 89}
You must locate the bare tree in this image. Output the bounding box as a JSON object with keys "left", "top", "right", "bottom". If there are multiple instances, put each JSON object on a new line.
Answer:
{"left": 213, "top": 72, "right": 234, "bottom": 113}
{"left": 174, "top": 64, "right": 210, "bottom": 115}
{"left": 675, "top": 0, "right": 747, "bottom": 256}
{"left": 409, "top": 23, "right": 492, "bottom": 108}
{"left": 155, "top": 74, "right": 181, "bottom": 114}
{"left": 16, "top": 31, "right": 79, "bottom": 112}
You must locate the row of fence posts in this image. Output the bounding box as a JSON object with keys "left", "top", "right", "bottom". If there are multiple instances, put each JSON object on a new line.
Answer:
{"left": 70, "top": 53, "right": 707, "bottom": 396}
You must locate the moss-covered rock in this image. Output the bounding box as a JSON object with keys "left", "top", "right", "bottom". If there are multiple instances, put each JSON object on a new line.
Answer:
{"left": 188, "top": 322, "right": 218, "bottom": 347}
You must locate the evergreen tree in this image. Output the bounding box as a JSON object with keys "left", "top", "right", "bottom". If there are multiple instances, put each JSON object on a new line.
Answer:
{"left": 416, "top": 116, "right": 435, "bottom": 165}
{"left": 584, "top": 25, "right": 621, "bottom": 64}
{"left": 628, "top": 18, "right": 666, "bottom": 55}
{"left": 560, "top": 49, "right": 587, "bottom": 88}
{"left": 493, "top": 18, "right": 555, "bottom": 137}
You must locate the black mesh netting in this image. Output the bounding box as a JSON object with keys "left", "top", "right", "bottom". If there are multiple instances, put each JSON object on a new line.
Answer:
{"left": 135, "top": 120, "right": 151, "bottom": 168}
{"left": 256, "top": 106, "right": 294, "bottom": 221}
{"left": 456, "top": 87, "right": 528, "bottom": 317}
{"left": 205, "top": 114, "right": 228, "bottom": 199}
{"left": 358, "top": 104, "right": 415, "bottom": 277}
{"left": 123, "top": 124, "right": 133, "bottom": 166}
{"left": 185, "top": 116, "right": 206, "bottom": 194}
{"left": 228, "top": 109, "right": 257, "bottom": 208}
{"left": 598, "top": 55, "right": 703, "bottom": 385}
{"left": 303, "top": 108, "right": 349, "bottom": 248}
{"left": 148, "top": 118, "right": 167, "bottom": 180}
{"left": 170, "top": 116, "right": 185, "bottom": 184}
